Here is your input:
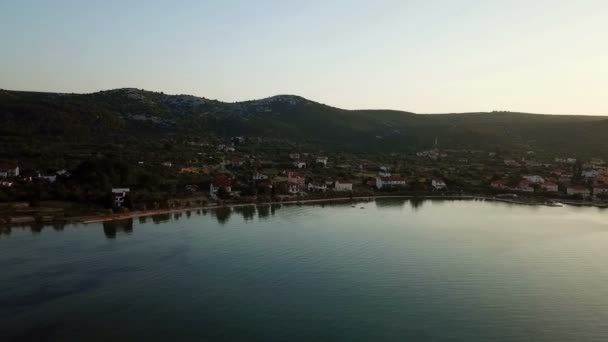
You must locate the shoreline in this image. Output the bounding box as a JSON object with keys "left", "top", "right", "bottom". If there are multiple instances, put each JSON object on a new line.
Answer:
{"left": 2, "top": 194, "right": 606, "bottom": 229}
{"left": 75, "top": 194, "right": 606, "bottom": 226}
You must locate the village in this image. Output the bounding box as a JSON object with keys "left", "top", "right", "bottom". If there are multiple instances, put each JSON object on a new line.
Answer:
{"left": 1, "top": 135, "right": 608, "bottom": 225}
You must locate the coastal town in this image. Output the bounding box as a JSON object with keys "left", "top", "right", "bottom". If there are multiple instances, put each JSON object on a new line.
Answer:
{"left": 1, "top": 135, "right": 608, "bottom": 226}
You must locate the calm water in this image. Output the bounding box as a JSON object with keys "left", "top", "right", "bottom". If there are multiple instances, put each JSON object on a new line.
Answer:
{"left": 2, "top": 199, "right": 608, "bottom": 341}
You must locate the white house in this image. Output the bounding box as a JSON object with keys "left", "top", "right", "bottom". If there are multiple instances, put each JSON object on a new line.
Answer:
{"left": 162, "top": 162, "right": 173, "bottom": 167}
{"left": 112, "top": 188, "right": 131, "bottom": 208}
{"left": 566, "top": 185, "right": 591, "bottom": 198}
{"left": 0, "top": 181, "right": 13, "bottom": 187}
{"left": 582, "top": 170, "right": 600, "bottom": 179}
{"left": 307, "top": 182, "right": 327, "bottom": 192}
{"left": 516, "top": 180, "right": 534, "bottom": 192}
{"left": 540, "top": 181, "right": 559, "bottom": 192}
{"left": 334, "top": 180, "right": 353, "bottom": 192}
{"left": 523, "top": 175, "right": 544, "bottom": 184}
{"left": 293, "top": 161, "right": 306, "bottom": 169}
{"left": 431, "top": 179, "right": 447, "bottom": 191}
{"left": 375, "top": 176, "right": 406, "bottom": 190}
{"left": 253, "top": 173, "right": 268, "bottom": 181}
{"left": 0, "top": 164, "right": 19, "bottom": 178}
{"left": 379, "top": 166, "right": 391, "bottom": 177}
{"left": 289, "top": 153, "right": 300, "bottom": 160}
{"left": 316, "top": 157, "right": 328, "bottom": 167}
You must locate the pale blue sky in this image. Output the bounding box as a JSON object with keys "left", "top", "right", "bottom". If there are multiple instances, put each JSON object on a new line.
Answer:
{"left": 1, "top": 0, "right": 607, "bottom": 114}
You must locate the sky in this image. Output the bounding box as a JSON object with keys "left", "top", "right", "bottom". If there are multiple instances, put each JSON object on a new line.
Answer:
{"left": 1, "top": 0, "right": 607, "bottom": 114}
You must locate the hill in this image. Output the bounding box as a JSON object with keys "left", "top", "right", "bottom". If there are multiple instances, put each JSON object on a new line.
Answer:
{"left": 1, "top": 88, "right": 607, "bottom": 159}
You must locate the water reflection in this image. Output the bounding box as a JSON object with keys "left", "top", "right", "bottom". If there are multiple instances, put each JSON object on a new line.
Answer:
{"left": 211, "top": 207, "right": 232, "bottom": 225}
{"left": 102, "top": 219, "right": 134, "bottom": 239}
{"left": 233, "top": 206, "right": 256, "bottom": 221}
{"left": 151, "top": 213, "right": 171, "bottom": 224}
{"left": 257, "top": 205, "right": 270, "bottom": 219}
{"left": 375, "top": 198, "right": 408, "bottom": 209}
{"left": 5, "top": 198, "right": 600, "bottom": 237}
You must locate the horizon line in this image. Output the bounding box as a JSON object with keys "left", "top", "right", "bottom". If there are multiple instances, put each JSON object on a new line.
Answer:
{"left": 1, "top": 86, "right": 606, "bottom": 117}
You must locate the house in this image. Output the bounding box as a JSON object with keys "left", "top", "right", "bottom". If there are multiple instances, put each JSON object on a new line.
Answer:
{"left": 379, "top": 166, "right": 391, "bottom": 177}
{"left": 307, "top": 182, "right": 327, "bottom": 192}
{"left": 582, "top": 170, "right": 600, "bottom": 179}
{"left": 490, "top": 179, "right": 509, "bottom": 189}
{"left": 523, "top": 175, "right": 544, "bottom": 184}
{"left": 540, "top": 181, "right": 559, "bottom": 192}
{"left": 162, "top": 162, "right": 173, "bottom": 167}
{"left": 287, "top": 171, "right": 305, "bottom": 185}
{"left": 289, "top": 153, "right": 300, "bottom": 160}
{"left": 0, "top": 164, "right": 19, "bottom": 178}
{"left": 431, "top": 179, "right": 447, "bottom": 191}
{"left": 566, "top": 185, "right": 591, "bottom": 198}
{"left": 334, "top": 180, "right": 353, "bottom": 192}
{"left": 504, "top": 159, "right": 521, "bottom": 167}
{"left": 276, "top": 180, "right": 303, "bottom": 195}
{"left": 285, "top": 171, "right": 305, "bottom": 194}
{"left": 555, "top": 157, "right": 577, "bottom": 164}
{"left": 516, "top": 179, "right": 534, "bottom": 192}
{"left": 210, "top": 175, "right": 232, "bottom": 199}
{"left": 293, "top": 161, "right": 306, "bottom": 169}
{"left": 253, "top": 173, "right": 268, "bottom": 181}
{"left": 593, "top": 185, "right": 608, "bottom": 196}
{"left": 0, "top": 181, "right": 13, "bottom": 187}
{"left": 112, "top": 188, "right": 131, "bottom": 208}
{"left": 316, "top": 157, "right": 328, "bottom": 167}
{"left": 375, "top": 176, "right": 407, "bottom": 190}
{"left": 185, "top": 184, "right": 199, "bottom": 192}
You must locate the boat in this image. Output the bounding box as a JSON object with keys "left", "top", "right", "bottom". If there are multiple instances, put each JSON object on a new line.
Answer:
{"left": 546, "top": 200, "right": 564, "bottom": 207}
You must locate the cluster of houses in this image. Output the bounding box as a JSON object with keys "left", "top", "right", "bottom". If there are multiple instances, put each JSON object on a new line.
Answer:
{"left": 0, "top": 163, "right": 73, "bottom": 188}
{"left": 491, "top": 166, "right": 608, "bottom": 198}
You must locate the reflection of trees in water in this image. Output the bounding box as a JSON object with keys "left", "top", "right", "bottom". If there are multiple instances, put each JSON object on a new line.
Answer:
{"left": 102, "top": 219, "right": 134, "bottom": 239}
{"left": 375, "top": 198, "right": 408, "bottom": 209}
{"left": 196, "top": 209, "right": 202, "bottom": 215}
{"left": 271, "top": 204, "right": 281, "bottom": 216}
{"left": 257, "top": 205, "right": 270, "bottom": 219}
{"left": 409, "top": 198, "right": 425, "bottom": 210}
{"left": 233, "top": 205, "right": 256, "bottom": 221}
{"left": 52, "top": 223, "right": 65, "bottom": 231}
{"left": 185, "top": 211, "right": 191, "bottom": 219}
{"left": 151, "top": 213, "right": 171, "bottom": 224}
{"left": 30, "top": 223, "right": 44, "bottom": 234}
{"left": 138, "top": 216, "right": 147, "bottom": 224}
{"left": 211, "top": 207, "right": 232, "bottom": 225}
{"left": 173, "top": 212, "right": 182, "bottom": 221}
{"left": 1, "top": 227, "right": 11, "bottom": 236}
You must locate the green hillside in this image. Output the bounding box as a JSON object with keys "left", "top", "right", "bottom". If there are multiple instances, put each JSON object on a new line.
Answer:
{"left": 1, "top": 88, "right": 607, "bottom": 159}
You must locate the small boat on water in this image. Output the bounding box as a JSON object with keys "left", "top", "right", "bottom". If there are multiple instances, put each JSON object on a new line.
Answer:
{"left": 546, "top": 200, "right": 564, "bottom": 207}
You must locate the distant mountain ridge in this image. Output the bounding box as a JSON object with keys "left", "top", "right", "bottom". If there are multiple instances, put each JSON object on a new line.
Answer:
{"left": 1, "top": 88, "right": 607, "bottom": 157}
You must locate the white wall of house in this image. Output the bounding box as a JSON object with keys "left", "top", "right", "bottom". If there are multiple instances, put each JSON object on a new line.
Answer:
{"left": 335, "top": 181, "right": 353, "bottom": 191}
